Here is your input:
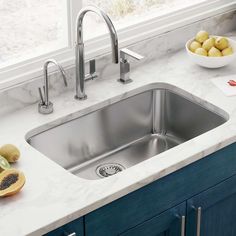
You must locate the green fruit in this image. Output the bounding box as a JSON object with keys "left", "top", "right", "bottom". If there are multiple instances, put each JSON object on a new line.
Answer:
{"left": 222, "top": 47, "right": 233, "bottom": 56}
{"left": 202, "top": 38, "right": 215, "bottom": 51}
{"left": 195, "top": 30, "right": 209, "bottom": 43}
{"left": 195, "top": 48, "right": 208, "bottom": 56}
{"left": 0, "top": 156, "right": 10, "bottom": 173}
{"left": 189, "top": 41, "right": 201, "bottom": 52}
{"left": 208, "top": 47, "right": 222, "bottom": 57}
{"left": 215, "top": 37, "right": 229, "bottom": 50}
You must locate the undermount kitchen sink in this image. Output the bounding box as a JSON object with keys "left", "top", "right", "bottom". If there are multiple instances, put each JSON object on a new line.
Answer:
{"left": 26, "top": 85, "right": 228, "bottom": 180}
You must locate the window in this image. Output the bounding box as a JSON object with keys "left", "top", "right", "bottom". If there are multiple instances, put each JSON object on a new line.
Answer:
{"left": 0, "top": 0, "right": 68, "bottom": 68}
{"left": 0, "top": 0, "right": 234, "bottom": 87}
{"left": 83, "top": 0, "right": 209, "bottom": 40}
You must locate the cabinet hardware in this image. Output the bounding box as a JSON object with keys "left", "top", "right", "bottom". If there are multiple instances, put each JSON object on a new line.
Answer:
{"left": 64, "top": 232, "right": 76, "bottom": 236}
{"left": 191, "top": 205, "right": 202, "bottom": 236}
{"left": 196, "top": 207, "right": 202, "bottom": 236}
{"left": 176, "top": 214, "right": 186, "bottom": 236}
{"left": 181, "top": 215, "right": 186, "bottom": 236}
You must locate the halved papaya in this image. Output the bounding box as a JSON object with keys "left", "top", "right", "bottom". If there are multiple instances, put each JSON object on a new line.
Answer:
{"left": 0, "top": 169, "right": 25, "bottom": 197}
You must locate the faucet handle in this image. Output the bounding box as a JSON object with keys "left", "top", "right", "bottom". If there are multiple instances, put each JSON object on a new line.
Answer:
{"left": 118, "top": 48, "right": 144, "bottom": 84}
{"left": 85, "top": 59, "right": 98, "bottom": 81}
{"left": 38, "top": 87, "right": 45, "bottom": 104}
{"left": 90, "top": 59, "right": 96, "bottom": 75}
{"left": 120, "top": 48, "right": 144, "bottom": 61}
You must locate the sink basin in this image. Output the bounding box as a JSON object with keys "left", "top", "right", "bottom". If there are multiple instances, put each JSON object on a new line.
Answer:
{"left": 26, "top": 85, "right": 228, "bottom": 180}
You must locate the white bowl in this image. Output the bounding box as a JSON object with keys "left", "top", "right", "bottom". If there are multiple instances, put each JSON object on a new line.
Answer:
{"left": 185, "top": 36, "right": 236, "bottom": 68}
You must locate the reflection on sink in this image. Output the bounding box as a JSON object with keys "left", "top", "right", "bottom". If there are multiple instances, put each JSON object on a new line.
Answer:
{"left": 26, "top": 86, "right": 228, "bottom": 180}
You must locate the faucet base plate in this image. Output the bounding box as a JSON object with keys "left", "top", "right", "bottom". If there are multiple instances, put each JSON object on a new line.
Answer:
{"left": 38, "top": 102, "right": 53, "bottom": 114}
{"left": 74, "top": 95, "right": 88, "bottom": 100}
{"left": 117, "top": 78, "right": 133, "bottom": 84}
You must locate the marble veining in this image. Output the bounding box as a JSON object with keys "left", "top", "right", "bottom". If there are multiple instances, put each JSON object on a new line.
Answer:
{"left": 1, "top": 10, "right": 236, "bottom": 236}
{"left": 0, "top": 10, "right": 236, "bottom": 117}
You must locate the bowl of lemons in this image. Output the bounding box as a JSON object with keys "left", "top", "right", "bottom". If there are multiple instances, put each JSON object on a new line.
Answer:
{"left": 186, "top": 30, "right": 236, "bottom": 68}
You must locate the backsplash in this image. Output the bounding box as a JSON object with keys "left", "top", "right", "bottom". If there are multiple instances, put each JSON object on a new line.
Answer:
{"left": 1, "top": 9, "right": 236, "bottom": 116}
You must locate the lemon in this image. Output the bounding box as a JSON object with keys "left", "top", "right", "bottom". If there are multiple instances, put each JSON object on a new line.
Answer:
{"left": 208, "top": 47, "right": 222, "bottom": 57}
{"left": 195, "top": 30, "right": 209, "bottom": 43}
{"left": 189, "top": 41, "right": 202, "bottom": 52}
{"left": 222, "top": 47, "right": 233, "bottom": 56}
{"left": 215, "top": 37, "right": 229, "bottom": 50}
{"left": 202, "top": 38, "right": 215, "bottom": 51}
{"left": 195, "top": 48, "right": 208, "bottom": 56}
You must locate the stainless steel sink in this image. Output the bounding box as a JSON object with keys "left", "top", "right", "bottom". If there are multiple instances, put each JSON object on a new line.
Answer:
{"left": 26, "top": 86, "right": 228, "bottom": 180}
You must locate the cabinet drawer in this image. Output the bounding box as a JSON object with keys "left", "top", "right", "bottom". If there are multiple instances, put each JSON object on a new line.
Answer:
{"left": 85, "top": 143, "right": 236, "bottom": 236}
{"left": 45, "top": 217, "right": 84, "bottom": 236}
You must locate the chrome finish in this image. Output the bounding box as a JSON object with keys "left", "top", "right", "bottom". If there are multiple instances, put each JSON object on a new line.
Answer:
{"left": 120, "top": 48, "right": 144, "bottom": 61}
{"left": 118, "top": 48, "right": 144, "bottom": 84}
{"left": 96, "top": 163, "right": 125, "bottom": 178}
{"left": 38, "top": 101, "right": 54, "bottom": 115}
{"left": 75, "top": 6, "right": 119, "bottom": 100}
{"left": 196, "top": 207, "right": 202, "bottom": 236}
{"left": 176, "top": 214, "right": 185, "bottom": 236}
{"left": 181, "top": 216, "right": 186, "bottom": 236}
{"left": 88, "top": 59, "right": 97, "bottom": 80}
{"left": 64, "top": 232, "right": 76, "bottom": 236}
{"left": 28, "top": 87, "right": 227, "bottom": 180}
{"left": 38, "top": 59, "right": 67, "bottom": 114}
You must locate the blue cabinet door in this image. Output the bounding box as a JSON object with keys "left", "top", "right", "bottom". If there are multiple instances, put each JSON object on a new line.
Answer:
{"left": 44, "top": 217, "right": 84, "bottom": 236}
{"left": 120, "top": 202, "right": 186, "bottom": 236}
{"left": 86, "top": 143, "right": 236, "bottom": 236}
{"left": 186, "top": 174, "right": 236, "bottom": 236}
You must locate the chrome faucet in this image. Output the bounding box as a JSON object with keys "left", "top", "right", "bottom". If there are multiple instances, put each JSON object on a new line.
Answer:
{"left": 38, "top": 59, "right": 67, "bottom": 114}
{"left": 75, "top": 6, "right": 119, "bottom": 100}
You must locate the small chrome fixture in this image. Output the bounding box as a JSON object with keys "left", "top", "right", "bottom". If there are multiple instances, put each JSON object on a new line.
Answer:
{"left": 38, "top": 59, "right": 67, "bottom": 114}
{"left": 75, "top": 6, "right": 119, "bottom": 100}
{"left": 118, "top": 48, "right": 144, "bottom": 84}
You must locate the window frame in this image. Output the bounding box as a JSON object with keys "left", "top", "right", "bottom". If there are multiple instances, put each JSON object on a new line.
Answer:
{"left": 0, "top": 0, "right": 235, "bottom": 90}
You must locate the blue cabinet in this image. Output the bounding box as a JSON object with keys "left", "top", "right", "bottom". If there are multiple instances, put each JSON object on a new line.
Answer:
{"left": 44, "top": 217, "right": 84, "bottom": 236}
{"left": 46, "top": 143, "right": 236, "bottom": 236}
{"left": 186, "top": 174, "right": 236, "bottom": 236}
{"left": 120, "top": 202, "right": 186, "bottom": 236}
{"left": 85, "top": 143, "right": 236, "bottom": 236}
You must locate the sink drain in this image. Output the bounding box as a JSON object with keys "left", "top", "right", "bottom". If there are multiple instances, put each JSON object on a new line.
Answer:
{"left": 96, "top": 163, "right": 125, "bottom": 178}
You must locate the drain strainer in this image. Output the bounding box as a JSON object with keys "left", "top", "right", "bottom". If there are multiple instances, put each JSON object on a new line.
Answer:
{"left": 96, "top": 163, "right": 125, "bottom": 178}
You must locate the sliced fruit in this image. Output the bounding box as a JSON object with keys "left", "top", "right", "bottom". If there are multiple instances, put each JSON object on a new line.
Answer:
{"left": 0, "top": 144, "right": 20, "bottom": 163}
{"left": 0, "top": 169, "right": 25, "bottom": 197}
{"left": 195, "top": 30, "right": 209, "bottom": 43}
{"left": 228, "top": 80, "right": 236, "bottom": 86}
{"left": 0, "top": 155, "right": 10, "bottom": 172}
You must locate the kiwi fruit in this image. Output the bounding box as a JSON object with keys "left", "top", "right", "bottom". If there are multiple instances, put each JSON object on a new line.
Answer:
{"left": 0, "top": 144, "right": 20, "bottom": 163}
{"left": 0, "top": 156, "right": 11, "bottom": 172}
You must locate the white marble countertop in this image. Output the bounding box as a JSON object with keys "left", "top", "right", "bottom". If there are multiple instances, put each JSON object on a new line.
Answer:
{"left": 2, "top": 36, "right": 236, "bottom": 236}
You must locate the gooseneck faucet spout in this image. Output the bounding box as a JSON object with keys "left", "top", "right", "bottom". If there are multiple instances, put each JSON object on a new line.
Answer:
{"left": 38, "top": 59, "right": 67, "bottom": 114}
{"left": 75, "top": 6, "right": 119, "bottom": 100}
